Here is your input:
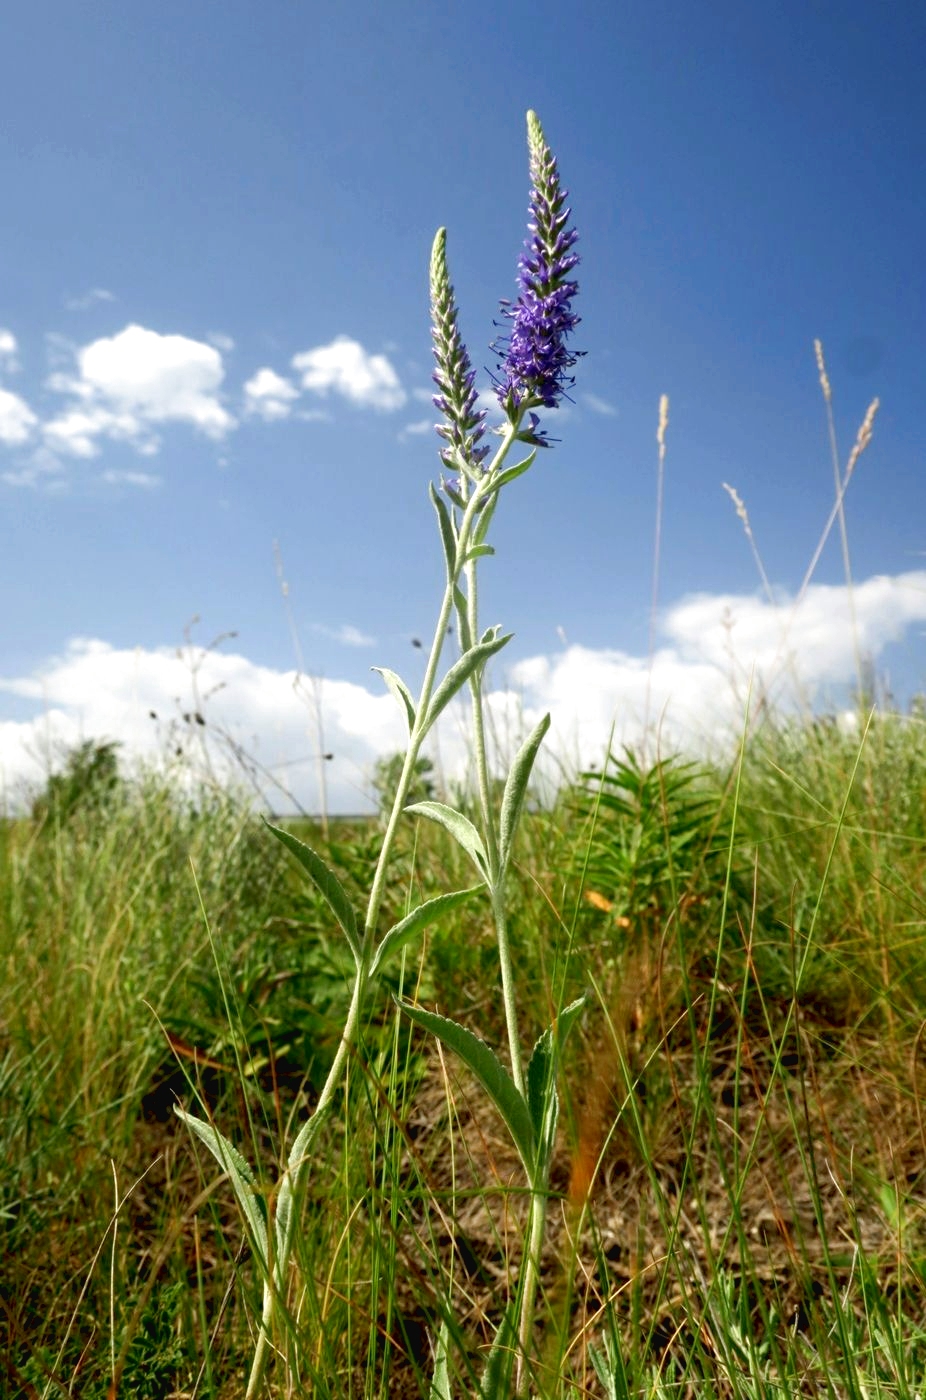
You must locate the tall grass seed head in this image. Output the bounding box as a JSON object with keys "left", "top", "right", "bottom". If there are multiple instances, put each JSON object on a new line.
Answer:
{"left": 494, "top": 110, "right": 581, "bottom": 429}
{"left": 430, "top": 228, "right": 489, "bottom": 475}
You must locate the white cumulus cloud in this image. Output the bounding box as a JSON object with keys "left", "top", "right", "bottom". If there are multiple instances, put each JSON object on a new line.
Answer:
{"left": 292, "top": 336, "right": 406, "bottom": 411}
{"left": 43, "top": 405, "right": 156, "bottom": 458}
{"left": 663, "top": 572, "right": 926, "bottom": 701}
{"left": 43, "top": 323, "right": 235, "bottom": 458}
{"left": 243, "top": 367, "right": 300, "bottom": 421}
{"left": 2, "top": 572, "right": 925, "bottom": 815}
{"left": 0, "top": 329, "right": 20, "bottom": 371}
{"left": 0, "top": 637, "right": 406, "bottom": 815}
{"left": 0, "top": 387, "right": 38, "bottom": 445}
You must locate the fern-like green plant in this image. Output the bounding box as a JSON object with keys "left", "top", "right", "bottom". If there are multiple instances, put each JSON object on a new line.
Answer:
{"left": 574, "top": 746, "right": 729, "bottom": 950}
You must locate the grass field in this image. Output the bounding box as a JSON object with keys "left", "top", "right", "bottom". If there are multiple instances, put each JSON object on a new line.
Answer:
{"left": 2, "top": 702, "right": 926, "bottom": 1398}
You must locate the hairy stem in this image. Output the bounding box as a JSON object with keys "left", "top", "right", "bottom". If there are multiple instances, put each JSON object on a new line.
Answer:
{"left": 516, "top": 1181, "right": 549, "bottom": 1395}
{"left": 465, "top": 543, "right": 525, "bottom": 1097}
{"left": 246, "top": 444, "right": 513, "bottom": 1397}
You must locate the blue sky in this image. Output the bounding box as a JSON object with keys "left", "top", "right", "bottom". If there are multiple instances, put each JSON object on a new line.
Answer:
{"left": 2, "top": 0, "right": 925, "bottom": 812}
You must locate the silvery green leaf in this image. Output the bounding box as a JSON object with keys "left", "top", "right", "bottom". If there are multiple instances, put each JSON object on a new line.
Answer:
{"left": 403, "top": 801, "right": 488, "bottom": 878}
{"left": 526, "top": 995, "right": 586, "bottom": 1170}
{"left": 425, "top": 634, "right": 512, "bottom": 730}
{"left": 460, "top": 544, "right": 495, "bottom": 566}
{"left": 430, "top": 481, "right": 458, "bottom": 581}
{"left": 553, "top": 994, "right": 587, "bottom": 1047}
{"left": 398, "top": 1001, "right": 535, "bottom": 1173}
{"left": 271, "top": 1100, "right": 332, "bottom": 1270}
{"left": 588, "top": 1336, "right": 631, "bottom": 1400}
{"left": 526, "top": 1027, "right": 555, "bottom": 1151}
{"left": 428, "top": 1319, "right": 452, "bottom": 1400}
{"left": 371, "top": 666, "right": 416, "bottom": 734}
{"left": 442, "top": 479, "right": 466, "bottom": 511}
{"left": 471, "top": 491, "right": 499, "bottom": 548}
{"left": 175, "top": 1108, "right": 268, "bottom": 1264}
{"left": 526, "top": 1028, "right": 558, "bottom": 1175}
{"left": 479, "top": 1301, "right": 518, "bottom": 1399}
{"left": 453, "top": 586, "right": 472, "bottom": 652}
{"left": 370, "top": 884, "right": 485, "bottom": 977}
{"left": 284, "top": 1098, "right": 331, "bottom": 1180}
{"left": 264, "top": 822, "right": 361, "bottom": 965}
{"left": 491, "top": 450, "right": 536, "bottom": 493}
{"left": 498, "top": 713, "right": 551, "bottom": 873}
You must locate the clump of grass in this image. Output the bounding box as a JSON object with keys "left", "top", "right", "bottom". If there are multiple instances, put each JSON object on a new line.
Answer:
{"left": 4, "top": 705, "right": 926, "bottom": 1395}
{"left": 0, "top": 765, "right": 368, "bottom": 1394}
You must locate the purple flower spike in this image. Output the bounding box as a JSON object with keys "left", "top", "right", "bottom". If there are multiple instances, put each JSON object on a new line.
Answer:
{"left": 494, "top": 111, "right": 581, "bottom": 422}
{"left": 430, "top": 229, "right": 489, "bottom": 474}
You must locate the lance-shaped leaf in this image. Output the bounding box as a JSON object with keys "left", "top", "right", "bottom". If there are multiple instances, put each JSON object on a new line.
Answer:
{"left": 478, "top": 1300, "right": 519, "bottom": 1400}
{"left": 460, "top": 544, "right": 495, "bottom": 567}
{"left": 499, "top": 713, "right": 551, "bottom": 873}
{"left": 442, "top": 479, "right": 466, "bottom": 511}
{"left": 264, "top": 821, "right": 361, "bottom": 965}
{"left": 424, "top": 633, "right": 512, "bottom": 731}
{"left": 526, "top": 995, "right": 586, "bottom": 1172}
{"left": 428, "top": 1319, "right": 452, "bottom": 1400}
{"left": 272, "top": 1102, "right": 331, "bottom": 1267}
{"left": 175, "top": 1109, "right": 268, "bottom": 1264}
{"left": 372, "top": 666, "right": 416, "bottom": 734}
{"left": 588, "top": 1335, "right": 631, "bottom": 1400}
{"left": 489, "top": 450, "right": 536, "bottom": 496}
{"left": 398, "top": 1001, "right": 535, "bottom": 1173}
{"left": 526, "top": 1029, "right": 555, "bottom": 1153}
{"left": 403, "top": 801, "right": 488, "bottom": 879}
{"left": 453, "top": 585, "right": 472, "bottom": 652}
{"left": 471, "top": 491, "right": 499, "bottom": 549}
{"left": 370, "top": 884, "right": 485, "bottom": 977}
{"left": 430, "top": 481, "right": 459, "bottom": 582}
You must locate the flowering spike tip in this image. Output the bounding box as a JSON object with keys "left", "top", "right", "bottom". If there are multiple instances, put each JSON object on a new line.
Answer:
{"left": 494, "top": 111, "right": 581, "bottom": 427}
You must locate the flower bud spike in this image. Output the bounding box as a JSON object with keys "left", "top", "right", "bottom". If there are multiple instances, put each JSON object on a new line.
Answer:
{"left": 430, "top": 228, "right": 489, "bottom": 477}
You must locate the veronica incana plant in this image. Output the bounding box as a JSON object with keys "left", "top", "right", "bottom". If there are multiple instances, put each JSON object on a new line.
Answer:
{"left": 177, "top": 110, "right": 583, "bottom": 1399}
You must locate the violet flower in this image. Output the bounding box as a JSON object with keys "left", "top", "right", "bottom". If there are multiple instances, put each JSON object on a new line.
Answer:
{"left": 430, "top": 228, "right": 489, "bottom": 475}
{"left": 495, "top": 111, "right": 581, "bottom": 426}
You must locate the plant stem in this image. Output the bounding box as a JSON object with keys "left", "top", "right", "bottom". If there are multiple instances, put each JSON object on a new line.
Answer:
{"left": 246, "top": 449, "right": 511, "bottom": 1397}
{"left": 516, "top": 1179, "right": 549, "bottom": 1395}
{"left": 463, "top": 413, "right": 549, "bottom": 1384}
{"left": 465, "top": 540, "right": 526, "bottom": 1098}
{"left": 491, "top": 877, "right": 524, "bottom": 1098}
